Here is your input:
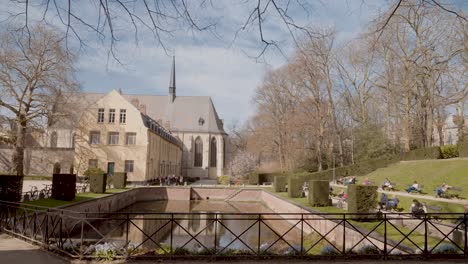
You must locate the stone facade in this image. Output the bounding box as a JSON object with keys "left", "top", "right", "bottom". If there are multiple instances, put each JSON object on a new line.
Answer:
{"left": 74, "top": 90, "right": 183, "bottom": 182}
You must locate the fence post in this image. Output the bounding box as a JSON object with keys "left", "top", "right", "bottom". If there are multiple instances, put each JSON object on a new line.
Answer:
{"left": 424, "top": 214, "right": 428, "bottom": 257}
{"left": 170, "top": 213, "right": 174, "bottom": 255}
{"left": 464, "top": 212, "right": 467, "bottom": 259}
{"left": 258, "top": 214, "right": 261, "bottom": 257}
{"left": 44, "top": 209, "right": 49, "bottom": 247}
{"left": 342, "top": 214, "right": 346, "bottom": 256}
{"left": 384, "top": 213, "right": 387, "bottom": 258}
{"left": 300, "top": 214, "right": 304, "bottom": 256}
{"left": 214, "top": 213, "right": 217, "bottom": 254}
{"left": 125, "top": 213, "right": 130, "bottom": 258}
{"left": 80, "top": 219, "right": 84, "bottom": 260}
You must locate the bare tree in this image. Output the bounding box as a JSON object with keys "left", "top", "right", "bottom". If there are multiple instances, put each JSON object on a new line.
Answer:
{"left": 0, "top": 24, "right": 79, "bottom": 176}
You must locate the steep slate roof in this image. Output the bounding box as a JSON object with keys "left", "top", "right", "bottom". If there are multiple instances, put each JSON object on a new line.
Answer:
{"left": 75, "top": 92, "right": 226, "bottom": 134}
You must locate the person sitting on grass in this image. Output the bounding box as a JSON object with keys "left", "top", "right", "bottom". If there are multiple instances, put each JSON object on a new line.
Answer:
{"left": 363, "top": 178, "right": 371, "bottom": 185}
{"left": 406, "top": 181, "right": 421, "bottom": 193}
{"left": 379, "top": 193, "right": 389, "bottom": 210}
{"left": 382, "top": 178, "right": 393, "bottom": 190}
{"left": 386, "top": 196, "right": 399, "bottom": 211}
{"left": 435, "top": 182, "right": 452, "bottom": 198}
{"left": 337, "top": 191, "right": 348, "bottom": 208}
{"left": 410, "top": 199, "right": 427, "bottom": 218}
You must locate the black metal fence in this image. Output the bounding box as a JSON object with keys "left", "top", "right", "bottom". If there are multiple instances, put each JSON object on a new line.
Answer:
{"left": 0, "top": 201, "right": 466, "bottom": 260}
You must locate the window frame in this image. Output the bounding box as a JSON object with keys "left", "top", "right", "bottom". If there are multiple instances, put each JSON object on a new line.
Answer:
{"left": 210, "top": 137, "right": 217, "bottom": 167}
{"left": 97, "top": 108, "right": 105, "bottom": 123}
{"left": 125, "top": 160, "right": 134, "bottom": 173}
{"left": 194, "top": 137, "right": 203, "bottom": 167}
{"left": 109, "top": 109, "right": 116, "bottom": 123}
{"left": 89, "top": 131, "right": 101, "bottom": 145}
{"left": 125, "top": 132, "right": 136, "bottom": 145}
{"left": 108, "top": 132, "right": 119, "bottom": 145}
{"left": 119, "top": 109, "right": 126, "bottom": 124}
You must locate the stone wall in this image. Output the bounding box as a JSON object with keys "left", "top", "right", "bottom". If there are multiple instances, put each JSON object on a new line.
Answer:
{"left": 0, "top": 147, "right": 74, "bottom": 175}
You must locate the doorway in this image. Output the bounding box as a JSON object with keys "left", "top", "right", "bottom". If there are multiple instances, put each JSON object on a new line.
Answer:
{"left": 107, "top": 162, "right": 115, "bottom": 177}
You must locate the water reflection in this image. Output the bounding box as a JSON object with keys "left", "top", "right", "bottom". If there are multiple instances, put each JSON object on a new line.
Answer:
{"left": 85, "top": 200, "right": 301, "bottom": 254}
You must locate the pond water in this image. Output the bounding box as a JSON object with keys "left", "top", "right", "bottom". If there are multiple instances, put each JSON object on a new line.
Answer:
{"left": 84, "top": 200, "right": 301, "bottom": 254}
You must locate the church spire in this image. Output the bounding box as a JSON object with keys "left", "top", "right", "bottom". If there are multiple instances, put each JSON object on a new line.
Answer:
{"left": 169, "top": 56, "right": 176, "bottom": 103}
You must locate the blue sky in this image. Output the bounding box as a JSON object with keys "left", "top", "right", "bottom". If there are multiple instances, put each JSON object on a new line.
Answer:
{"left": 68, "top": 1, "right": 386, "bottom": 128}
{"left": 1, "top": 1, "right": 465, "bottom": 127}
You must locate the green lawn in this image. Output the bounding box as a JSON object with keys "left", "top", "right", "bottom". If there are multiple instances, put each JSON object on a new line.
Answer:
{"left": 22, "top": 188, "right": 128, "bottom": 208}
{"left": 364, "top": 159, "right": 468, "bottom": 198}
{"left": 270, "top": 191, "right": 454, "bottom": 250}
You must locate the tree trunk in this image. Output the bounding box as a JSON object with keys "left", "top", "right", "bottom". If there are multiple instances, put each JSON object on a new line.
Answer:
{"left": 11, "top": 115, "right": 27, "bottom": 176}
{"left": 326, "top": 78, "right": 344, "bottom": 167}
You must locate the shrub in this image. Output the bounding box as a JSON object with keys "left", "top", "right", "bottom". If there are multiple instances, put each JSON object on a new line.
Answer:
{"left": 287, "top": 177, "right": 304, "bottom": 198}
{"left": 84, "top": 167, "right": 105, "bottom": 177}
{"left": 51, "top": 174, "right": 76, "bottom": 201}
{"left": 247, "top": 172, "right": 259, "bottom": 185}
{"left": 320, "top": 245, "right": 340, "bottom": 256}
{"left": 217, "top": 175, "right": 230, "bottom": 185}
{"left": 113, "top": 172, "right": 127, "bottom": 189}
{"left": 359, "top": 245, "right": 380, "bottom": 254}
{"left": 440, "top": 145, "right": 459, "bottom": 159}
{"left": 273, "top": 176, "right": 287, "bottom": 192}
{"left": 308, "top": 180, "right": 331, "bottom": 207}
{"left": 259, "top": 172, "right": 283, "bottom": 184}
{"left": 458, "top": 141, "right": 468, "bottom": 158}
{"left": 432, "top": 243, "right": 459, "bottom": 254}
{"left": 347, "top": 185, "right": 378, "bottom": 220}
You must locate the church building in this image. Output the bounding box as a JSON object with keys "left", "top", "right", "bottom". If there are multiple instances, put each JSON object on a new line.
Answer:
{"left": 73, "top": 57, "right": 229, "bottom": 181}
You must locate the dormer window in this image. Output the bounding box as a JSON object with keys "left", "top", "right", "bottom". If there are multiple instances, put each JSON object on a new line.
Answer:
{"left": 198, "top": 117, "right": 205, "bottom": 126}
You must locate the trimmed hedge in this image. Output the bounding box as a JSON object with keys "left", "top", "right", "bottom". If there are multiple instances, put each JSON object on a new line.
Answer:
{"left": 113, "top": 172, "right": 127, "bottom": 189}
{"left": 401, "top": 146, "right": 442, "bottom": 160}
{"left": 308, "top": 180, "right": 331, "bottom": 207}
{"left": 52, "top": 174, "right": 76, "bottom": 201}
{"left": 347, "top": 185, "right": 378, "bottom": 220}
{"left": 273, "top": 176, "right": 287, "bottom": 192}
{"left": 440, "top": 145, "right": 459, "bottom": 159}
{"left": 247, "top": 172, "right": 260, "bottom": 185}
{"left": 90, "top": 173, "right": 107, "bottom": 193}
{"left": 287, "top": 177, "right": 304, "bottom": 198}
{"left": 249, "top": 172, "right": 286, "bottom": 185}
{"left": 459, "top": 142, "right": 468, "bottom": 158}
{"left": 0, "top": 175, "right": 23, "bottom": 203}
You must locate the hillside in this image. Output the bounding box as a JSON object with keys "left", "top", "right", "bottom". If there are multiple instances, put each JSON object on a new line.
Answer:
{"left": 364, "top": 159, "right": 468, "bottom": 199}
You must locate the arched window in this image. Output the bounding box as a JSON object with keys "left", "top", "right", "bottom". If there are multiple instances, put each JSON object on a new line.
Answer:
{"left": 210, "top": 137, "right": 217, "bottom": 167}
{"left": 194, "top": 137, "right": 203, "bottom": 167}
{"left": 53, "top": 162, "right": 61, "bottom": 174}
{"left": 50, "top": 131, "right": 58, "bottom": 148}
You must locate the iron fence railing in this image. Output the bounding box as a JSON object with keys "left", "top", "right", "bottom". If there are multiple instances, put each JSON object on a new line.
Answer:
{"left": 0, "top": 201, "right": 466, "bottom": 260}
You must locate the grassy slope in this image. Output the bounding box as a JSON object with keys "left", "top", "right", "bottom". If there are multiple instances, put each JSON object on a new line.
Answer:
{"left": 363, "top": 159, "right": 468, "bottom": 198}
{"left": 271, "top": 191, "right": 444, "bottom": 249}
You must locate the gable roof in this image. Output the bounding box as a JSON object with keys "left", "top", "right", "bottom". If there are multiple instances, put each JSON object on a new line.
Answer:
{"left": 76, "top": 92, "right": 226, "bottom": 134}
